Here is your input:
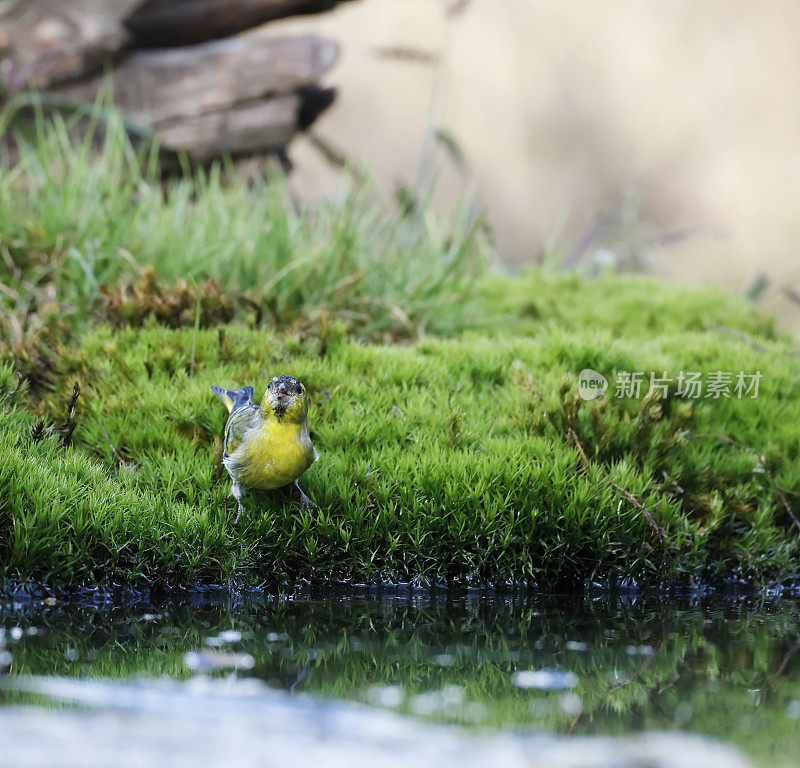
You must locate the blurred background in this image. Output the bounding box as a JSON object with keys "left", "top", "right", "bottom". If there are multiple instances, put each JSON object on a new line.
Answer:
{"left": 2, "top": 0, "right": 799, "bottom": 327}
{"left": 284, "top": 0, "right": 800, "bottom": 328}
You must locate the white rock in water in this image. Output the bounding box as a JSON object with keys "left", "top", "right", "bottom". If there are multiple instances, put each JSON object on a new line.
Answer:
{"left": 204, "top": 629, "right": 243, "bottom": 647}
{"left": 511, "top": 669, "right": 579, "bottom": 690}
{"left": 183, "top": 650, "right": 255, "bottom": 671}
{"left": 366, "top": 685, "right": 405, "bottom": 708}
{"left": 0, "top": 676, "right": 755, "bottom": 768}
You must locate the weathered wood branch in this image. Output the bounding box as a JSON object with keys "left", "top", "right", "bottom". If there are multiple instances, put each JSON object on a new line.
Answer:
{"left": 0, "top": 0, "right": 352, "bottom": 91}
{"left": 0, "top": 0, "right": 145, "bottom": 90}
{"left": 0, "top": 1, "right": 346, "bottom": 161}
{"left": 53, "top": 31, "right": 338, "bottom": 159}
{"left": 125, "top": 0, "right": 356, "bottom": 48}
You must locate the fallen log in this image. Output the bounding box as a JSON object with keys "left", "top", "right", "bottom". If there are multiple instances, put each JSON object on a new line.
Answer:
{"left": 0, "top": 0, "right": 346, "bottom": 162}
{"left": 0, "top": 0, "right": 353, "bottom": 93}
{"left": 0, "top": 0, "right": 145, "bottom": 90}
{"left": 125, "top": 0, "right": 357, "bottom": 48}
{"left": 52, "top": 31, "right": 339, "bottom": 159}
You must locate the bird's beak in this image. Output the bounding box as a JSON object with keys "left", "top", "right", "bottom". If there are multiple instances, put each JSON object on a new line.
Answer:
{"left": 276, "top": 383, "right": 289, "bottom": 400}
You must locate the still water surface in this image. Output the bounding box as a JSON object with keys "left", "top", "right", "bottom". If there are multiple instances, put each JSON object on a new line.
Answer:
{"left": 0, "top": 592, "right": 798, "bottom": 766}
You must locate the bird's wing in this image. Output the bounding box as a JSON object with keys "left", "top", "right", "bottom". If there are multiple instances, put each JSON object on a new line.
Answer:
{"left": 223, "top": 405, "right": 259, "bottom": 457}
{"left": 211, "top": 385, "right": 255, "bottom": 414}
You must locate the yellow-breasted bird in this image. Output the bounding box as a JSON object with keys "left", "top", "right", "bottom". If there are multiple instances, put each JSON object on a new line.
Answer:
{"left": 211, "top": 375, "right": 317, "bottom": 524}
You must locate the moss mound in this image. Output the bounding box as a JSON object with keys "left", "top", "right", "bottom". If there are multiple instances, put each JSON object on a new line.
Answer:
{"left": 0, "top": 114, "right": 797, "bottom": 591}
{"left": 2, "top": 273, "right": 798, "bottom": 590}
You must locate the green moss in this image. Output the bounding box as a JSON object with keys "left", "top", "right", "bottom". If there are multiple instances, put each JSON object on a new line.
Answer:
{"left": 0, "top": 110, "right": 488, "bottom": 349}
{"left": 2, "top": 278, "right": 798, "bottom": 589}
{"left": 0, "top": 109, "right": 797, "bottom": 590}
{"left": 481, "top": 270, "right": 779, "bottom": 339}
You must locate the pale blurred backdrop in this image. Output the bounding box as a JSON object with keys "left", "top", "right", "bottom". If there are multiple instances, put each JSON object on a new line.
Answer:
{"left": 269, "top": 0, "right": 800, "bottom": 329}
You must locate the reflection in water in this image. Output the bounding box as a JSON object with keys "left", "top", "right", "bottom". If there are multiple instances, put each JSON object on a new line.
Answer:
{"left": 0, "top": 592, "right": 799, "bottom": 767}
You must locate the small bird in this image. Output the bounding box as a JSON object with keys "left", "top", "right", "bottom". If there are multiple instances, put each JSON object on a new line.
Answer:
{"left": 211, "top": 375, "right": 318, "bottom": 524}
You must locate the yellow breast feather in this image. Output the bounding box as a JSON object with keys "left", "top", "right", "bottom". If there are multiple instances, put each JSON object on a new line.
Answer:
{"left": 228, "top": 419, "right": 315, "bottom": 491}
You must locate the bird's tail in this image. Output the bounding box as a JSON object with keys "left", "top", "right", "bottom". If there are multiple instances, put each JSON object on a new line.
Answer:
{"left": 210, "top": 385, "right": 255, "bottom": 414}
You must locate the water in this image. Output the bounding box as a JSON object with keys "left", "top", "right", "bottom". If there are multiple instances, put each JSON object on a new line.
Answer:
{"left": 0, "top": 592, "right": 798, "bottom": 767}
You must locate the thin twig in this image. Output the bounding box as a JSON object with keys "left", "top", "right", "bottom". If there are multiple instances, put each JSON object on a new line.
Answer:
{"left": 374, "top": 46, "right": 439, "bottom": 65}
{"left": 99, "top": 422, "right": 125, "bottom": 466}
{"left": 446, "top": 0, "right": 474, "bottom": 18}
{"left": 689, "top": 433, "right": 800, "bottom": 538}
{"left": 687, "top": 432, "right": 759, "bottom": 454}
{"left": 707, "top": 323, "right": 800, "bottom": 357}
{"left": 563, "top": 215, "right": 613, "bottom": 268}
{"left": 609, "top": 644, "right": 658, "bottom": 692}
{"left": 782, "top": 284, "right": 800, "bottom": 308}
{"left": 705, "top": 325, "right": 771, "bottom": 354}
{"left": 562, "top": 427, "right": 670, "bottom": 557}
{"left": 756, "top": 636, "right": 800, "bottom": 709}
{"left": 42, "top": 382, "right": 80, "bottom": 447}
{"left": 773, "top": 637, "right": 800, "bottom": 682}
{"left": 566, "top": 427, "right": 590, "bottom": 470}
{"left": 647, "top": 226, "right": 719, "bottom": 248}
{"left": 306, "top": 132, "right": 367, "bottom": 184}
{"left": 777, "top": 491, "right": 800, "bottom": 534}
{"left": 609, "top": 481, "right": 668, "bottom": 554}
{"left": 9, "top": 371, "right": 24, "bottom": 398}
{"left": 610, "top": 617, "right": 667, "bottom": 693}
{"left": 66, "top": 382, "right": 80, "bottom": 419}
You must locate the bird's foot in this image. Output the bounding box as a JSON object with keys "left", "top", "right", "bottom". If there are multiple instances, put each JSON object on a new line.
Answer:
{"left": 294, "top": 481, "right": 317, "bottom": 510}
{"left": 231, "top": 483, "right": 247, "bottom": 526}
{"left": 232, "top": 501, "right": 247, "bottom": 526}
{"left": 299, "top": 493, "right": 317, "bottom": 511}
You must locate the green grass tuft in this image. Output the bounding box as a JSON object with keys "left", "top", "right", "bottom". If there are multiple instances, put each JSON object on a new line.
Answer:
{"left": 0, "top": 108, "right": 489, "bottom": 349}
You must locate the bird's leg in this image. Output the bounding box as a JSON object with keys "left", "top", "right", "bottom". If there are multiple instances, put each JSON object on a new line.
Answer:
{"left": 293, "top": 480, "right": 317, "bottom": 510}
{"left": 231, "top": 482, "right": 246, "bottom": 525}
